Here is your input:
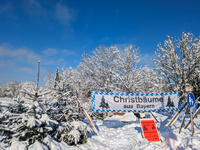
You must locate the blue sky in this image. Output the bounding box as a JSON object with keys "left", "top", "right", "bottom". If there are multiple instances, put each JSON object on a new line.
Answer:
{"left": 0, "top": 0, "right": 200, "bottom": 86}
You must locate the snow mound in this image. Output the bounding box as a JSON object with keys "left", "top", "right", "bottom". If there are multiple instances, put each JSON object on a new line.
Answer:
{"left": 6, "top": 141, "right": 26, "bottom": 150}
{"left": 29, "top": 140, "right": 49, "bottom": 150}
{"left": 105, "top": 112, "right": 137, "bottom": 122}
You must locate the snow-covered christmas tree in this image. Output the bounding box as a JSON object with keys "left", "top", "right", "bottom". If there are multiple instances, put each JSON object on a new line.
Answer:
{"left": 0, "top": 64, "right": 93, "bottom": 148}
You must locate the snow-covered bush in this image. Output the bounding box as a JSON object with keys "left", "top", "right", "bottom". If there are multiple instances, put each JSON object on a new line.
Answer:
{"left": 0, "top": 87, "right": 93, "bottom": 147}
{"left": 89, "top": 112, "right": 105, "bottom": 121}
{"left": 0, "top": 81, "right": 21, "bottom": 98}
{"left": 0, "top": 84, "right": 5, "bottom": 97}
{"left": 53, "top": 120, "right": 92, "bottom": 145}
{"left": 46, "top": 90, "right": 92, "bottom": 145}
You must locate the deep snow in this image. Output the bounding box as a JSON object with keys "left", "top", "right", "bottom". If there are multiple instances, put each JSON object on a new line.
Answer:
{"left": 2, "top": 111, "right": 200, "bottom": 150}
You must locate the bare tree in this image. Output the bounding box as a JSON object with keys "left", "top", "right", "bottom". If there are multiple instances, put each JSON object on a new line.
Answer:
{"left": 114, "top": 45, "right": 145, "bottom": 93}
{"left": 1, "top": 81, "right": 21, "bottom": 98}
{"left": 78, "top": 45, "right": 120, "bottom": 93}
{"left": 43, "top": 70, "right": 54, "bottom": 90}
{"left": 154, "top": 32, "right": 200, "bottom": 99}
{"left": 0, "top": 84, "right": 4, "bottom": 97}
{"left": 78, "top": 45, "right": 164, "bottom": 95}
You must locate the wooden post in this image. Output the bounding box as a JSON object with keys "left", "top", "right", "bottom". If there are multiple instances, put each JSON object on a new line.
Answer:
{"left": 76, "top": 98, "right": 99, "bottom": 134}
{"left": 76, "top": 82, "right": 98, "bottom": 134}
{"left": 150, "top": 112, "right": 158, "bottom": 122}
{"left": 167, "top": 102, "right": 187, "bottom": 127}
{"left": 184, "top": 107, "right": 200, "bottom": 129}
{"left": 179, "top": 106, "right": 189, "bottom": 134}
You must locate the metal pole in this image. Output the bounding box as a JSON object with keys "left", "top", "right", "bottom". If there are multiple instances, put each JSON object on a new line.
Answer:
{"left": 190, "top": 106, "right": 195, "bottom": 135}
{"left": 186, "top": 89, "right": 195, "bottom": 136}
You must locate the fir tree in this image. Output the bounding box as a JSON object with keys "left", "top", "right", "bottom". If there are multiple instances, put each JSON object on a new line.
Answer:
{"left": 99, "top": 95, "right": 109, "bottom": 109}
{"left": 0, "top": 86, "right": 92, "bottom": 147}
{"left": 166, "top": 96, "right": 175, "bottom": 108}
{"left": 166, "top": 96, "right": 172, "bottom": 108}
{"left": 54, "top": 67, "right": 60, "bottom": 90}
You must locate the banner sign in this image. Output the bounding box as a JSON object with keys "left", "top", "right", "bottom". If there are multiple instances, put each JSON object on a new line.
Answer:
{"left": 92, "top": 91, "right": 179, "bottom": 113}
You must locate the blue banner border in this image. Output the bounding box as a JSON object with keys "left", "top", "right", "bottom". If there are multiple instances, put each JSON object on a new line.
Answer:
{"left": 92, "top": 91, "right": 180, "bottom": 113}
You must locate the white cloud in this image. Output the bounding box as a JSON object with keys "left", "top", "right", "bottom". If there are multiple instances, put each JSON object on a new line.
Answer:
{"left": 17, "top": 66, "right": 36, "bottom": 74}
{"left": 42, "top": 48, "right": 76, "bottom": 58}
{"left": 139, "top": 53, "right": 156, "bottom": 67}
{"left": 26, "top": 0, "right": 41, "bottom": 9}
{"left": 0, "top": 72, "right": 9, "bottom": 76}
{"left": 1, "top": 1, "right": 77, "bottom": 27}
{"left": 0, "top": 44, "right": 76, "bottom": 66}
{"left": 0, "top": 2, "right": 17, "bottom": 19}
{"left": 42, "top": 48, "right": 58, "bottom": 56}
{"left": 100, "top": 37, "right": 110, "bottom": 42}
{"left": 0, "top": 60, "right": 15, "bottom": 69}
{"left": 0, "top": 78, "right": 11, "bottom": 86}
{"left": 55, "top": 3, "right": 76, "bottom": 25}
{"left": 117, "top": 43, "right": 137, "bottom": 49}
{"left": 42, "top": 58, "right": 65, "bottom": 65}
{"left": 0, "top": 45, "right": 40, "bottom": 85}
{"left": 0, "top": 59, "right": 35, "bottom": 74}
{"left": 41, "top": 48, "right": 76, "bottom": 66}
{"left": 0, "top": 45, "right": 40, "bottom": 65}
{"left": 0, "top": 3, "right": 11, "bottom": 13}
{"left": 0, "top": 44, "right": 78, "bottom": 85}
{"left": 21, "top": 0, "right": 48, "bottom": 17}
{"left": 61, "top": 49, "right": 76, "bottom": 55}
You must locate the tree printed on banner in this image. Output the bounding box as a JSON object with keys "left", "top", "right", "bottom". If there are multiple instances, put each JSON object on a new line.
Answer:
{"left": 166, "top": 96, "right": 175, "bottom": 108}
{"left": 99, "top": 95, "right": 110, "bottom": 109}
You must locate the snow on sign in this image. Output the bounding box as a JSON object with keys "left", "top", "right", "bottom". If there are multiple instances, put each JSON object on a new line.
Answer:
{"left": 140, "top": 119, "right": 160, "bottom": 143}
{"left": 187, "top": 93, "right": 195, "bottom": 107}
{"left": 92, "top": 91, "right": 179, "bottom": 113}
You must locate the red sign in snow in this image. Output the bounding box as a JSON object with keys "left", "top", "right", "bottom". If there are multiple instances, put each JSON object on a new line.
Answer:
{"left": 140, "top": 119, "right": 160, "bottom": 142}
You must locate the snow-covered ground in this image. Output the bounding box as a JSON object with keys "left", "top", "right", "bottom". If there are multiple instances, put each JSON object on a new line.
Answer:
{"left": 2, "top": 112, "right": 200, "bottom": 150}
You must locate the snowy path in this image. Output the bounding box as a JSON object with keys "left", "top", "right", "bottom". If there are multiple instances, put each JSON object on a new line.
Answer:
{"left": 4, "top": 112, "right": 200, "bottom": 150}
{"left": 76, "top": 113, "right": 160, "bottom": 150}
{"left": 78, "top": 113, "right": 200, "bottom": 150}
{"left": 81, "top": 120, "right": 160, "bottom": 150}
